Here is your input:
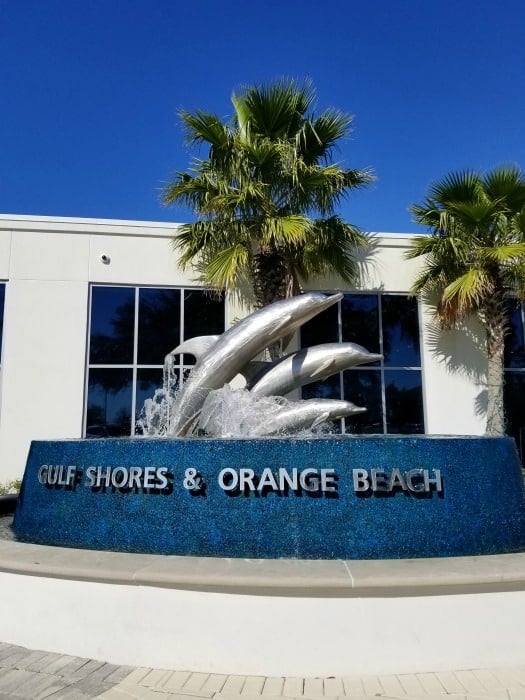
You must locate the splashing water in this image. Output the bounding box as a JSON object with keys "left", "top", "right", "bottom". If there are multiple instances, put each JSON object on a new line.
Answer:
{"left": 136, "top": 355, "right": 180, "bottom": 436}
{"left": 136, "top": 365, "right": 334, "bottom": 439}
{"left": 195, "top": 386, "right": 333, "bottom": 438}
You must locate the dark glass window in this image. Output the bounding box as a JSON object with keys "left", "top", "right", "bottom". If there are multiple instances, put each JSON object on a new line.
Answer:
{"left": 300, "top": 303, "right": 339, "bottom": 347}
{"left": 381, "top": 295, "right": 421, "bottom": 367}
{"left": 300, "top": 293, "right": 424, "bottom": 434}
{"left": 85, "top": 285, "right": 225, "bottom": 436}
{"left": 384, "top": 369, "right": 424, "bottom": 434}
{"left": 504, "top": 301, "right": 525, "bottom": 463}
{"left": 137, "top": 289, "right": 181, "bottom": 365}
{"left": 342, "top": 369, "right": 383, "bottom": 434}
{"left": 341, "top": 295, "right": 380, "bottom": 359}
{"left": 89, "top": 286, "right": 134, "bottom": 364}
{"left": 504, "top": 302, "right": 525, "bottom": 368}
{"left": 86, "top": 368, "right": 132, "bottom": 437}
{"left": 184, "top": 290, "right": 225, "bottom": 338}
{"left": 302, "top": 373, "right": 341, "bottom": 400}
{"left": 505, "top": 372, "right": 525, "bottom": 462}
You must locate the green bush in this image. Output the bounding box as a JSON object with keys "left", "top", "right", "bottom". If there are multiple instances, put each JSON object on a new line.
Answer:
{"left": 0, "top": 479, "right": 21, "bottom": 495}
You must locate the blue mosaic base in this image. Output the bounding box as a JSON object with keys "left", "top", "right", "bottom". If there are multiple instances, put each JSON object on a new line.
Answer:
{"left": 12, "top": 435, "right": 525, "bottom": 559}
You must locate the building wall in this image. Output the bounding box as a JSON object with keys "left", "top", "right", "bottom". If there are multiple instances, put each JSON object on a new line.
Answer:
{"left": 0, "top": 215, "right": 488, "bottom": 482}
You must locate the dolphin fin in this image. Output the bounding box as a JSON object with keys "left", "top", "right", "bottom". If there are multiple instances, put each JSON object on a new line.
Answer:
{"left": 311, "top": 412, "right": 331, "bottom": 428}
{"left": 167, "top": 335, "right": 220, "bottom": 361}
{"left": 309, "top": 358, "right": 336, "bottom": 379}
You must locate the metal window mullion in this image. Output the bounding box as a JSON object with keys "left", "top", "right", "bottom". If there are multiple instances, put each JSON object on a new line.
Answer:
{"left": 130, "top": 288, "right": 140, "bottom": 435}
{"left": 83, "top": 284, "right": 95, "bottom": 437}
{"left": 178, "top": 288, "right": 186, "bottom": 387}
{"left": 521, "top": 302, "right": 525, "bottom": 354}
{"left": 337, "top": 297, "right": 345, "bottom": 432}
{"left": 378, "top": 294, "right": 387, "bottom": 434}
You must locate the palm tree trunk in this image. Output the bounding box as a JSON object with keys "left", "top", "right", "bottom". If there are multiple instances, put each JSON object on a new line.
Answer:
{"left": 485, "top": 316, "right": 506, "bottom": 436}
{"left": 252, "top": 249, "right": 293, "bottom": 360}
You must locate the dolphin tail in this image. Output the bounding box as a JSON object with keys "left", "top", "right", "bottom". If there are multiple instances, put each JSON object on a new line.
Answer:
{"left": 167, "top": 335, "right": 220, "bottom": 361}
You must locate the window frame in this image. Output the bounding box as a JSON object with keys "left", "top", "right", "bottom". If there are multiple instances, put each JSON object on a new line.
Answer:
{"left": 84, "top": 284, "right": 225, "bottom": 437}
{"left": 300, "top": 291, "right": 425, "bottom": 435}
{"left": 504, "top": 300, "right": 525, "bottom": 460}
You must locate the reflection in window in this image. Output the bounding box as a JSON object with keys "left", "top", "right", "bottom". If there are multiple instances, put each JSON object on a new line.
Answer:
{"left": 381, "top": 295, "right": 421, "bottom": 367}
{"left": 300, "top": 303, "right": 339, "bottom": 347}
{"left": 504, "top": 302, "right": 525, "bottom": 368}
{"left": 300, "top": 293, "right": 424, "bottom": 435}
{"left": 85, "top": 286, "right": 225, "bottom": 437}
{"left": 86, "top": 368, "right": 132, "bottom": 436}
{"left": 89, "top": 286, "right": 135, "bottom": 364}
{"left": 504, "top": 301, "right": 525, "bottom": 463}
{"left": 342, "top": 370, "right": 382, "bottom": 434}
{"left": 341, "top": 295, "right": 380, "bottom": 357}
{"left": 505, "top": 372, "right": 525, "bottom": 462}
{"left": 384, "top": 370, "right": 424, "bottom": 434}
{"left": 137, "top": 289, "right": 181, "bottom": 365}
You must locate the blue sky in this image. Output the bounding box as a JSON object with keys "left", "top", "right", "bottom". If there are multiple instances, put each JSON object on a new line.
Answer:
{"left": 1, "top": 0, "right": 524, "bottom": 233}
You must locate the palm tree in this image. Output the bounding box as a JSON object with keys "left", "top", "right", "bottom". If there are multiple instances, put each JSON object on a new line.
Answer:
{"left": 406, "top": 165, "right": 525, "bottom": 435}
{"left": 162, "top": 79, "right": 373, "bottom": 311}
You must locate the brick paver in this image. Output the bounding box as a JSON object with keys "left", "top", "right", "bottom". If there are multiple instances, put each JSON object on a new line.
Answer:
{"left": 0, "top": 642, "right": 525, "bottom": 699}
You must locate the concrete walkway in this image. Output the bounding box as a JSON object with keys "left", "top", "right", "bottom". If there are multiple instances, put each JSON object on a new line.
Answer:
{"left": 2, "top": 643, "right": 525, "bottom": 700}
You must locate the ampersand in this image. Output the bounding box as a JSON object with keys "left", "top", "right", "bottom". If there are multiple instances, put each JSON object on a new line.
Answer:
{"left": 183, "top": 468, "right": 203, "bottom": 491}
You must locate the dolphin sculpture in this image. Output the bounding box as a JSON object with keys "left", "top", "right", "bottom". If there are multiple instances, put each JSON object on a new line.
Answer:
{"left": 195, "top": 389, "right": 366, "bottom": 438}
{"left": 245, "top": 398, "right": 366, "bottom": 437}
{"left": 247, "top": 342, "right": 383, "bottom": 397}
{"left": 168, "top": 292, "right": 343, "bottom": 436}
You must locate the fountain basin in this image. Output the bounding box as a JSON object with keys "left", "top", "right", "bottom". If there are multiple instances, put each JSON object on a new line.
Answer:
{"left": 13, "top": 435, "right": 525, "bottom": 559}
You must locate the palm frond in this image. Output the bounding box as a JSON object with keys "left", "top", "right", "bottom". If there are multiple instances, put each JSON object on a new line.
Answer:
{"left": 179, "top": 110, "right": 230, "bottom": 149}
{"left": 295, "top": 217, "right": 369, "bottom": 283}
{"left": 203, "top": 244, "right": 250, "bottom": 289}
{"left": 442, "top": 268, "right": 491, "bottom": 310}
{"left": 298, "top": 110, "right": 353, "bottom": 163}
{"left": 233, "top": 78, "right": 315, "bottom": 139}
{"left": 427, "top": 170, "right": 482, "bottom": 206}
{"left": 510, "top": 206, "right": 525, "bottom": 236}
{"left": 477, "top": 243, "right": 525, "bottom": 264}
{"left": 483, "top": 165, "right": 525, "bottom": 211}
{"left": 260, "top": 215, "right": 311, "bottom": 246}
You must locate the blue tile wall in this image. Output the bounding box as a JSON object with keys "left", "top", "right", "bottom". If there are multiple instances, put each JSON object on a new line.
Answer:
{"left": 13, "top": 435, "right": 525, "bottom": 559}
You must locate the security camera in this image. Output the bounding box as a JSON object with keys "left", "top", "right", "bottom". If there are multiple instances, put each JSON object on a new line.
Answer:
{"left": 100, "top": 254, "right": 110, "bottom": 265}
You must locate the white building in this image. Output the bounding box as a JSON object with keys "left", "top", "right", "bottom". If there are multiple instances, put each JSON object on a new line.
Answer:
{"left": 0, "top": 213, "right": 522, "bottom": 483}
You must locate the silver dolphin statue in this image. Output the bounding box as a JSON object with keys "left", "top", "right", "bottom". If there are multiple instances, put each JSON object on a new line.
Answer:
{"left": 168, "top": 292, "right": 343, "bottom": 436}
{"left": 248, "top": 342, "right": 383, "bottom": 397}
{"left": 246, "top": 399, "right": 366, "bottom": 437}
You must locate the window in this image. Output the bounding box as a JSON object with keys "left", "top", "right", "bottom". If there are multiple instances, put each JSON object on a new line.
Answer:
{"left": 300, "top": 293, "right": 424, "bottom": 434}
{"left": 85, "top": 286, "right": 225, "bottom": 436}
{"left": 504, "top": 301, "right": 525, "bottom": 462}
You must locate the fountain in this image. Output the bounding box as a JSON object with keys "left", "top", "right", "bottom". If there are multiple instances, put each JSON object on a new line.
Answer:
{"left": 12, "top": 292, "right": 525, "bottom": 559}
{"left": 5, "top": 291, "right": 525, "bottom": 676}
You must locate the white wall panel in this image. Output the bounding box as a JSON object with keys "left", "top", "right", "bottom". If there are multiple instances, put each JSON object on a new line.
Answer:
{"left": 0, "top": 279, "right": 88, "bottom": 480}
{"left": 10, "top": 231, "right": 89, "bottom": 281}
{"left": 88, "top": 234, "right": 197, "bottom": 286}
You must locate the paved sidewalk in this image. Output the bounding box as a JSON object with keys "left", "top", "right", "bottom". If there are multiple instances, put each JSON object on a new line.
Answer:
{"left": 2, "top": 643, "right": 525, "bottom": 700}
